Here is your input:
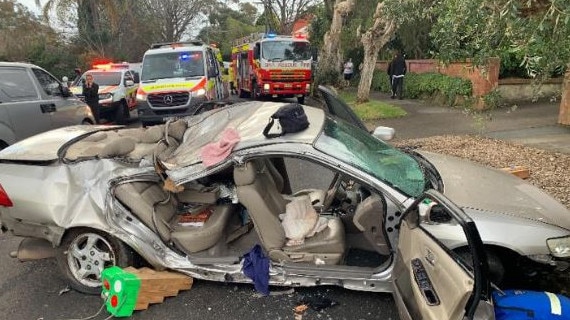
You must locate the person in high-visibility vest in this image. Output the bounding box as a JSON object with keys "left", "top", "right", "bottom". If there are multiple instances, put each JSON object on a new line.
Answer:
{"left": 228, "top": 61, "right": 237, "bottom": 95}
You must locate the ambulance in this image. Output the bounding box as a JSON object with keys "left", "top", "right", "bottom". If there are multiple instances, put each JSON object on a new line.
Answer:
{"left": 136, "top": 41, "right": 228, "bottom": 126}
{"left": 70, "top": 63, "right": 139, "bottom": 124}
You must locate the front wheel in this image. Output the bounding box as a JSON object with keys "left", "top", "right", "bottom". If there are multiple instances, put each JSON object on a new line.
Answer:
{"left": 297, "top": 96, "right": 305, "bottom": 104}
{"left": 115, "top": 101, "right": 130, "bottom": 125}
{"left": 455, "top": 247, "right": 505, "bottom": 285}
{"left": 56, "top": 229, "right": 134, "bottom": 294}
{"left": 252, "top": 82, "right": 260, "bottom": 100}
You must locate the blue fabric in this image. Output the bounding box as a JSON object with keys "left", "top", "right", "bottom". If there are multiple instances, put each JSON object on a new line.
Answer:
{"left": 242, "top": 244, "right": 269, "bottom": 296}
{"left": 493, "top": 290, "right": 570, "bottom": 320}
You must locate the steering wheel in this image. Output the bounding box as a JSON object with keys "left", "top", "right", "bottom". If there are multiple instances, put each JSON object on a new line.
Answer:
{"left": 321, "top": 173, "right": 345, "bottom": 212}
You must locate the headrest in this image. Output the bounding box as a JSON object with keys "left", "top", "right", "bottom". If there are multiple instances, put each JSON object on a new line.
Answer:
{"left": 99, "top": 137, "right": 136, "bottom": 158}
{"left": 233, "top": 161, "right": 259, "bottom": 186}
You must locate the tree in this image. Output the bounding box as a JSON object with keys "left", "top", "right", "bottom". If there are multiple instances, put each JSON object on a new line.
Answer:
{"left": 257, "top": 0, "right": 319, "bottom": 34}
{"left": 36, "top": 0, "right": 121, "bottom": 55}
{"left": 197, "top": 3, "right": 262, "bottom": 59}
{"left": 356, "top": 2, "right": 395, "bottom": 102}
{"left": 406, "top": 0, "right": 570, "bottom": 124}
{"left": 315, "top": 0, "right": 355, "bottom": 86}
{"left": 139, "top": 0, "right": 209, "bottom": 42}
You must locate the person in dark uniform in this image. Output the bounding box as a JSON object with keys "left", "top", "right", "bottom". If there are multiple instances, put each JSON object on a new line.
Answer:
{"left": 82, "top": 73, "right": 100, "bottom": 124}
{"left": 387, "top": 51, "right": 407, "bottom": 99}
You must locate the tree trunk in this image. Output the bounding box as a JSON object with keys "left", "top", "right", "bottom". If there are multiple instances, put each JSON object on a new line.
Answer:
{"left": 357, "top": 2, "right": 396, "bottom": 103}
{"left": 559, "top": 67, "right": 570, "bottom": 125}
{"left": 317, "top": 0, "right": 355, "bottom": 84}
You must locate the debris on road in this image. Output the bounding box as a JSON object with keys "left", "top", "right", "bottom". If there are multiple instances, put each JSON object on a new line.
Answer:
{"left": 500, "top": 165, "right": 530, "bottom": 179}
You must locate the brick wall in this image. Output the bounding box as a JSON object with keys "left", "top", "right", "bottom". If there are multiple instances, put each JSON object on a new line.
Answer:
{"left": 377, "top": 58, "right": 500, "bottom": 97}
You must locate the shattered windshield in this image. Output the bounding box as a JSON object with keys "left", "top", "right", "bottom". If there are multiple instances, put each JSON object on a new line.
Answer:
{"left": 141, "top": 51, "right": 205, "bottom": 81}
{"left": 314, "top": 118, "right": 426, "bottom": 197}
{"left": 261, "top": 40, "right": 311, "bottom": 61}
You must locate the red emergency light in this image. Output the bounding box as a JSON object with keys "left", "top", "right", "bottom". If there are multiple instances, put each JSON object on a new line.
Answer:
{"left": 92, "top": 62, "right": 130, "bottom": 70}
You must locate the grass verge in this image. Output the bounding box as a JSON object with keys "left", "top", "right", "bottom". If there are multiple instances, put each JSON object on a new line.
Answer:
{"left": 338, "top": 90, "right": 407, "bottom": 120}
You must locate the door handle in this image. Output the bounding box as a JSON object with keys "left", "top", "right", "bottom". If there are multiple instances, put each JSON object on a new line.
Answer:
{"left": 40, "top": 103, "right": 56, "bottom": 113}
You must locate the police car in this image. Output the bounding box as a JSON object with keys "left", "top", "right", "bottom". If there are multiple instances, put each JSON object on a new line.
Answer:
{"left": 70, "top": 63, "right": 139, "bottom": 124}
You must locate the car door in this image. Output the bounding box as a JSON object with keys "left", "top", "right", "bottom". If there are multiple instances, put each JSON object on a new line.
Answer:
{"left": 123, "top": 70, "right": 137, "bottom": 113}
{"left": 31, "top": 67, "right": 83, "bottom": 129}
{"left": 0, "top": 66, "right": 52, "bottom": 141}
{"left": 392, "top": 190, "right": 494, "bottom": 320}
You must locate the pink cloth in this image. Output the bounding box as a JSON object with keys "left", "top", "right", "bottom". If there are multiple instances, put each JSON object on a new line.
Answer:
{"left": 200, "top": 128, "right": 241, "bottom": 167}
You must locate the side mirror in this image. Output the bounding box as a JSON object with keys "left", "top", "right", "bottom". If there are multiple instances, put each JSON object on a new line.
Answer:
{"left": 125, "top": 80, "right": 134, "bottom": 86}
{"left": 372, "top": 126, "right": 395, "bottom": 141}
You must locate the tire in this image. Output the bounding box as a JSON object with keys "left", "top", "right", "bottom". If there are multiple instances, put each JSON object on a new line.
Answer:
{"left": 252, "top": 82, "right": 260, "bottom": 100}
{"left": 455, "top": 247, "right": 505, "bottom": 285}
{"left": 297, "top": 96, "right": 305, "bottom": 104}
{"left": 56, "top": 228, "right": 134, "bottom": 295}
{"left": 81, "top": 119, "right": 93, "bottom": 125}
{"left": 115, "top": 101, "right": 129, "bottom": 125}
{"left": 238, "top": 87, "right": 250, "bottom": 99}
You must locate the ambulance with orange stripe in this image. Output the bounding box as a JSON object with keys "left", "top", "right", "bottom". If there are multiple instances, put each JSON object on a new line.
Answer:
{"left": 70, "top": 62, "right": 139, "bottom": 124}
{"left": 136, "top": 41, "right": 228, "bottom": 126}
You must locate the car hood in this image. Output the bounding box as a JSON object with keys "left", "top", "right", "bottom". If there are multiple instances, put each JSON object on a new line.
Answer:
{"left": 0, "top": 125, "right": 120, "bottom": 162}
{"left": 418, "top": 150, "right": 570, "bottom": 230}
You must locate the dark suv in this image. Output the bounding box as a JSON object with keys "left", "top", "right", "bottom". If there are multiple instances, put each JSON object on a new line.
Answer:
{"left": 0, "top": 62, "right": 94, "bottom": 149}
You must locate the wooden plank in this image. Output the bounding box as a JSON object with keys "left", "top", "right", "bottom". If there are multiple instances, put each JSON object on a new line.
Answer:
{"left": 122, "top": 267, "right": 193, "bottom": 311}
{"left": 500, "top": 166, "right": 530, "bottom": 179}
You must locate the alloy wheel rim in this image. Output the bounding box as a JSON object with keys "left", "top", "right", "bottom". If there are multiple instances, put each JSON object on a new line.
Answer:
{"left": 66, "top": 233, "right": 116, "bottom": 288}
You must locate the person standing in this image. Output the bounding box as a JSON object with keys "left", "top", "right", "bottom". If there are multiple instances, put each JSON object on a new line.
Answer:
{"left": 82, "top": 73, "right": 100, "bottom": 124}
{"left": 343, "top": 58, "right": 354, "bottom": 87}
{"left": 387, "top": 51, "right": 407, "bottom": 99}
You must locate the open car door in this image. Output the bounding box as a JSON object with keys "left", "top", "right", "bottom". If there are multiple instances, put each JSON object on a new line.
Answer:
{"left": 392, "top": 190, "right": 495, "bottom": 320}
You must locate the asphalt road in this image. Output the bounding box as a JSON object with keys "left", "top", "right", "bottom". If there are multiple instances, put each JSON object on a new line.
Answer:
{"left": 0, "top": 96, "right": 400, "bottom": 320}
{"left": 0, "top": 234, "right": 398, "bottom": 320}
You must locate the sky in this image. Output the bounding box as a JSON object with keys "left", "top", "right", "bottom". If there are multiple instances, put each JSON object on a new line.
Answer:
{"left": 17, "top": 0, "right": 42, "bottom": 14}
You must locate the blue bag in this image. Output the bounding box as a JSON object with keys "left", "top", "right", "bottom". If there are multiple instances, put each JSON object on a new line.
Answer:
{"left": 493, "top": 290, "right": 570, "bottom": 320}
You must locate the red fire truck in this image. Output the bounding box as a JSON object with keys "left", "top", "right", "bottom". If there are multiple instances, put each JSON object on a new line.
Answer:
{"left": 231, "top": 33, "right": 313, "bottom": 104}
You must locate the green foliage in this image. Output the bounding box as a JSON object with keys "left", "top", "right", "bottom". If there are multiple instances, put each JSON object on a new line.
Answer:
{"left": 481, "top": 89, "right": 504, "bottom": 109}
{"left": 338, "top": 91, "right": 407, "bottom": 120}
{"left": 371, "top": 71, "right": 473, "bottom": 106}
{"left": 314, "top": 68, "right": 341, "bottom": 88}
{"left": 308, "top": 4, "right": 330, "bottom": 50}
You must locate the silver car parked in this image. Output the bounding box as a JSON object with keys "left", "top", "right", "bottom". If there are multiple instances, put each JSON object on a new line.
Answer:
{"left": 0, "top": 62, "right": 94, "bottom": 149}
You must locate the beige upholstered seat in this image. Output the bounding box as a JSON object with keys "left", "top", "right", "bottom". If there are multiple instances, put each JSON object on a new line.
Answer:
{"left": 114, "top": 181, "right": 233, "bottom": 253}
{"left": 234, "top": 160, "right": 345, "bottom": 264}
{"left": 352, "top": 194, "right": 390, "bottom": 255}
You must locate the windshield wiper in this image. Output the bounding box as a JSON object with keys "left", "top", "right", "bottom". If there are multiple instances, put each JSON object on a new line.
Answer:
{"left": 269, "top": 58, "right": 285, "bottom": 62}
{"left": 141, "top": 79, "right": 158, "bottom": 83}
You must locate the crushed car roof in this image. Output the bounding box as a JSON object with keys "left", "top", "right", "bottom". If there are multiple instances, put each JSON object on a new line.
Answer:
{"left": 160, "top": 101, "right": 325, "bottom": 169}
{"left": 0, "top": 125, "right": 120, "bottom": 162}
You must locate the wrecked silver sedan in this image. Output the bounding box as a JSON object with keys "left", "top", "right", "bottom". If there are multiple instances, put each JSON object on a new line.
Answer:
{"left": 0, "top": 87, "right": 567, "bottom": 319}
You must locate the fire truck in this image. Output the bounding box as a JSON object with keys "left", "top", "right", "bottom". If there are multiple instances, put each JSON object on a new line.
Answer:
{"left": 231, "top": 33, "right": 313, "bottom": 104}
